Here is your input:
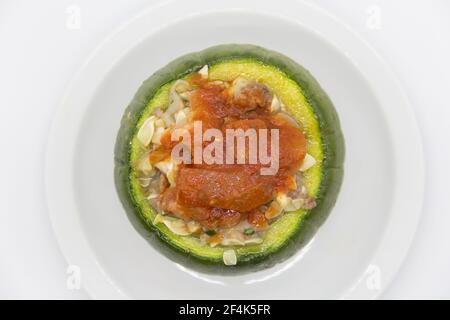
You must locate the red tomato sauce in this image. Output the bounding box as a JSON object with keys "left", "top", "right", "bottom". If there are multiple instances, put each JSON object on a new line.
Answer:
{"left": 155, "top": 76, "right": 306, "bottom": 229}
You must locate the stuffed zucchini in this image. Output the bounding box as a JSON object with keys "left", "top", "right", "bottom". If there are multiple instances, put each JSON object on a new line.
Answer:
{"left": 114, "top": 44, "right": 344, "bottom": 272}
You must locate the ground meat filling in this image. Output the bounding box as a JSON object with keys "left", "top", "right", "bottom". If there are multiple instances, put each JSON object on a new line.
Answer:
{"left": 154, "top": 74, "right": 310, "bottom": 232}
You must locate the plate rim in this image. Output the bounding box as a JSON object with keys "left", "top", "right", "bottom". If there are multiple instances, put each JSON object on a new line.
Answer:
{"left": 45, "top": 0, "right": 424, "bottom": 299}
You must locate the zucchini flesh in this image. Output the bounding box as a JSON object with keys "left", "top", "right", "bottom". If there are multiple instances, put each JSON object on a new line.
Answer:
{"left": 114, "top": 44, "right": 344, "bottom": 272}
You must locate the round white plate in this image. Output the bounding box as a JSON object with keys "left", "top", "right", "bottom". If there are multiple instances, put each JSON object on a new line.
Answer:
{"left": 45, "top": 0, "right": 424, "bottom": 299}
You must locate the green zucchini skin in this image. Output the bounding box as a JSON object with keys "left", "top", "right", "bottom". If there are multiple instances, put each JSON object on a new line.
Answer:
{"left": 114, "top": 44, "right": 345, "bottom": 273}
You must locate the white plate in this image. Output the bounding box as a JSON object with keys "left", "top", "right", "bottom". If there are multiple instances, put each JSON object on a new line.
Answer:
{"left": 45, "top": 0, "right": 424, "bottom": 299}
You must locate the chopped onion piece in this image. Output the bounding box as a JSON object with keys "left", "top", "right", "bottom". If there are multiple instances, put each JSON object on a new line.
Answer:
{"left": 147, "top": 193, "right": 158, "bottom": 200}
{"left": 270, "top": 95, "right": 281, "bottom": 113}
{"left": 221, "top": 229, "right": 246, "bottom": 246}
{"left": 230, "top": 77, "right": 251, "bottom": 97}
{"left": 173, "top": 80, "right": 190, "bottom": 93}
{"left": 167, "top": 94, "right": 183, "bottom": 114}
{"left": 276, "top": 193, "right": 304, "bottom": 212}
{"left": 221, "top": 238, "right": 245, "bottom": 246}
{"left": 198, "top": 65, "right": 208, "bottom": 79}
{"left": 166, "top": 169, "right": 177, "bottom": 186}
{"left": 162, "top": 113, "right": 174, "bottom": 127}
{"left": 138, "top": 177, "right": 151, "bottom": 188}
{"left": 179, "top": 91, "right": 193, "bottom": 101}
{"left": 289, "top": 198, "right": 305, "bottom": 211}
{"left": 155, "top": 159, "right": 177, "bottom": 186}
{"left": 276, "top": 193, "right": 290, "bottom": 209}
{"left": 187, "top": 221, "right": 201, "bottom": 233}
{"left": 174, "top": 108, "right": 189, "bottom": 126}
{"left": 223, "top": 250, "right": 237, "bottom": 266}
{"left": 210, "top": 80, "right": 225, "bottom": 86}
{"left": 152, "top": 127, "right": 166, "bottom": 145}
{"left": 300, "top": 153, "right": 316, "bottom": 172}
{"left": 162, "top": 218, "right": 191, "bottom": 236}
{"left": 155, "top": 159, "right": 174, "bottom": 175}
{"left": 155, "top": 118, "right": 165, "bottom": 128}
{"left": 138, "top": 154, "right": 153, "bottom": 174}
{"left": 244, "top": 237, "right": 263, "bottom": 245}
{"left": 265, "top": 200, "right": 283, "bottom": 219}
{"left": 301, "top": 185, "right": 307, "bottom": 194}
{"left": 161, "top": 80, "right": 188, "bottom": 127}
{"left": 137, "top": 116, "right": 155, "bottom": 146}
{"left": 276, "top": 112, "right": 299, "bottom": 128}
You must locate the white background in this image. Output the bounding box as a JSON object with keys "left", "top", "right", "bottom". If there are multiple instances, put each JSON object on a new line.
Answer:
{"left": 0, "top": 0, "right": 449, "bottom": 299}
